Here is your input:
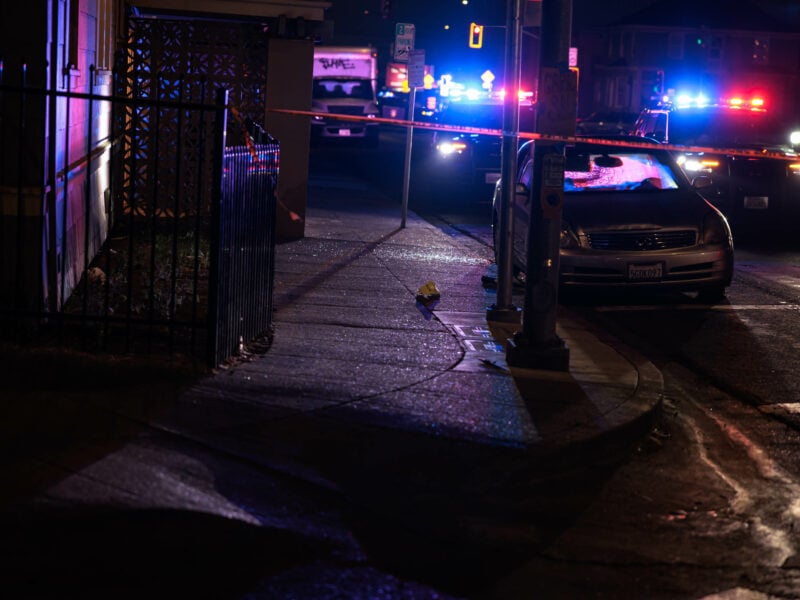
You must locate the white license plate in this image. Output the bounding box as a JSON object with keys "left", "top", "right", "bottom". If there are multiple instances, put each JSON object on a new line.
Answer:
{"left": 744, "top": 195, "right": 768, "bottom": 210}
{"left": 628, "top": 262, "right": 663, "bottom": 281}
{"left": 339, "top": 128, "right": 351, "bottom": 136}
{"left": 485, "top": 172, "right": 501, "bottom": 185}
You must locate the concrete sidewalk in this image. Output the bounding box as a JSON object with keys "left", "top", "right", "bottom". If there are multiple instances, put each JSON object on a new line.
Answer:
{"left": 0, "top": 158, "right": 664, "bottom": 598}
{"left": 207, "top": 164, "right": 663, "bottom": 454}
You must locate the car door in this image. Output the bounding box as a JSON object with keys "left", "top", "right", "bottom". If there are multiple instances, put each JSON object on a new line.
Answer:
{"left": 512, "top": 145, "right": 534, "bottom": 270}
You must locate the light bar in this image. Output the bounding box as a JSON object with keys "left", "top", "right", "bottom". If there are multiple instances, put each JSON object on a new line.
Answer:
{"left": 669, "top": 92, "right": 768, "bottom": 112}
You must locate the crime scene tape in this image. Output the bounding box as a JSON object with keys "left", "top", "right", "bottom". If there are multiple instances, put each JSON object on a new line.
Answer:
{"left": 268, "top": 107, "right": 800, "bottom": 164}
{"left": 230, "top": 103, "right": 302, "bottom": 222}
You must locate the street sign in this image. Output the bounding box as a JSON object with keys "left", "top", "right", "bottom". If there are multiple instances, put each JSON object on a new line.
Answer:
{"left": 481, "top": 69, "right": 495, "bottom": 90}
{"left": 408, "top": 50, "right": 425, "bottom": 88}
{"left": 394, "top": 22, "right": 415, "bottom": 62}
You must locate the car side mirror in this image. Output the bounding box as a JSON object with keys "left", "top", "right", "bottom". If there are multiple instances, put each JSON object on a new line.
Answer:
{"left": 594, "top": 155, "right": 624, "bottom": 168}
{"left": 692, "top": 175, "right": 713, "bottom": 189}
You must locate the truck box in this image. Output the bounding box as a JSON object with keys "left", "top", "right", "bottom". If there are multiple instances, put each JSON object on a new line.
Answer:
{"left": 311, "top": 46, "right": 380, "bottom": 146}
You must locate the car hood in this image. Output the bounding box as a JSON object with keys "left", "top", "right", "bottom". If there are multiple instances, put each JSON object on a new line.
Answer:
{"left": 563, "top": 189, "right": 716, "bottom": 232}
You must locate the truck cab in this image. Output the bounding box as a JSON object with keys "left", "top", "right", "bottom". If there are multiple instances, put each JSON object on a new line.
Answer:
{"left": 311, "top": 46, "right": 380, "bottom": 146}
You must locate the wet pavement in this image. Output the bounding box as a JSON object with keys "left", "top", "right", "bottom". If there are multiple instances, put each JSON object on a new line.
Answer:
{"left": 0, "top": 157, "right": 663, "bottom": 598}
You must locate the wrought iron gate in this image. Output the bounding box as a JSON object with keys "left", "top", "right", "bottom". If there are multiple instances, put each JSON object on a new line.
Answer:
{"left": 0, "top": 15, "right": 279, "bottom": 366}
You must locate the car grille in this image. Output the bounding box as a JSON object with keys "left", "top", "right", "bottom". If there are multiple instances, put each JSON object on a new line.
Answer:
{"left": 334, "top": 106, "right": 365, "bottom": 116}
{"left": 586, "top": 230, "right": 696, "bottom": 251}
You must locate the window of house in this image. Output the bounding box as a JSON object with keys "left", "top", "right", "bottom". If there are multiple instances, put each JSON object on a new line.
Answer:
{"left": 752, "top": 37, "right": 769, "bottom": 64}
{"left": 64, "top": 0, "right": 117, "bottom": 76}
{"left": 615, "top": 75, "right": 632, "bottom": 107}
{"left": 668, "top": 32, "right": 684, "bottom": 59}
{"left": 621, "top": 32, "right": 633, "bottom": 59}
{"left": 66, "top": 0, "right": 80, "bottom": 73}
{"left": 95, "top": 0, "right": 117, "bottom": 72}
{"left": 609, "top": 33, "right": 621, "bottom": 58}
{"left": 709, "top": 36, "right": 723, "bottom": 61}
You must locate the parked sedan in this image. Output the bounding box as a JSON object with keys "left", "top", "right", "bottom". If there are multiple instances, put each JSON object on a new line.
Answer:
{"left": 493, "top": 139, "right": 734, "bottom": 301}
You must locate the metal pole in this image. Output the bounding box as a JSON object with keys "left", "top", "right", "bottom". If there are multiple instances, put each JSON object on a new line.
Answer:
{"left": 400, "top": 86, "right": 416, "bottom": 228}
{"left": 506, "top": 0, "right": 574, "bottom": 371}
{"left": 487, "top": 0, "right": 523, "bottom": 323}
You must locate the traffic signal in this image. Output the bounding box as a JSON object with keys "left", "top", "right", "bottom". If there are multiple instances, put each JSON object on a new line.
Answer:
{"left": 381, "top": 0, "right": 391, "bottom": 19}
{"left": 469, "top": 22, "right": 483, "bottom": 48}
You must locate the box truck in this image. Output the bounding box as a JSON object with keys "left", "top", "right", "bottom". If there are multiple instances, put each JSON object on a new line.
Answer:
{"left": 311, "top": 46, "right": 380, "bottom": 146}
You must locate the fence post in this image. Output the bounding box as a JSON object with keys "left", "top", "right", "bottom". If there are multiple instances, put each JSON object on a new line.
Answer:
{"left": 15, "top": 63, "right": 27, "bottom": 311}
{"left": 207, "top": 88, "right": 229, "bottom": 366}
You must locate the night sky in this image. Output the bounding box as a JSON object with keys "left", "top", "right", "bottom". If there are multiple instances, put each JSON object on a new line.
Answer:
{"left": 325, "top": 1, "right": 661, "bottom": 86}
{"left": 327, "top": 0, "right": 800, "bottom": 67}
{"left": 325, "top": 0, "right": 800, "bottom": 88}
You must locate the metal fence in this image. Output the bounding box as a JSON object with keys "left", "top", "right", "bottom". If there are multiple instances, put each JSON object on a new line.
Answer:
{"left": 210, "top": 110, "right": 279, "bottom": 366}
{"left": 0, "top": 67, "right": 278, "bottom": 367}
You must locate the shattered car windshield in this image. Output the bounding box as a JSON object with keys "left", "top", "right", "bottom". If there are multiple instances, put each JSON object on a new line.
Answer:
{"left": 564, "top": 150, "right": 680, "bottom": 192}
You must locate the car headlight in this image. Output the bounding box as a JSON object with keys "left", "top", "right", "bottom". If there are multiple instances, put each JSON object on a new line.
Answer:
{"left": 702, "top": 211, "right": 729, "bottom": 245}
{"left": 677, "top": 154, "right": 719, "bottom": 173}
{"left": 789, "top": 162, "right": 800, "bottom": 176}
{"left": 437, "top": 141, "right": 468, "bottom": 156}
{"left": 560, "top": 223, "right": 580, "bottom": 249}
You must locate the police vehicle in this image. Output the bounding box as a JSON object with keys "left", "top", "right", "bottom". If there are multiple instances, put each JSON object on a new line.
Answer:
{"left": 632, "top": 93, "right": 800, "bottom": 236}
{"left": 425, "top": 90, "right": 535, "bottom": 199}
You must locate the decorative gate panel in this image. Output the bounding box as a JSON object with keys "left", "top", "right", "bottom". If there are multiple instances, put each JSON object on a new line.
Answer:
{"left": 115, "top": 16, "right": 269, "bottom": 219}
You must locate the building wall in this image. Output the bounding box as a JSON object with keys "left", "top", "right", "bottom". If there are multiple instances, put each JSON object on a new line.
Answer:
{"left": 50, "top": 0, "right": 114, "bottom": 307}
{"left": 584, "top": 24, "right": 800, "bottom": 116}
{"left": 2, "top": 0, "right": 327, "bottom": 310}
{"left": 265, "top": 38, "right": 314, "bottom": 242}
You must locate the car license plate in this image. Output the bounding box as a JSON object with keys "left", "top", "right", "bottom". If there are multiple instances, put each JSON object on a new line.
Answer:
{"left": 339, "top": 128, "right": 351, "bottom": 137}
{"left": 485, "top": 172, "right": 501, "bottom": 185}
{"left": 743, "top": 195, "right": 768, "bottom": 209}
{"left": 628, "top": 262, "right": 663, "bottom": 281}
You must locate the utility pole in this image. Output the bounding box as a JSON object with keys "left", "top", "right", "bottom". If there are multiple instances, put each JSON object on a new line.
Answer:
{"left": 487, "top": 0, "right": 524, "bottom": 324}
{"left": 506, "top": 0, "right": 576, "bottom": 371}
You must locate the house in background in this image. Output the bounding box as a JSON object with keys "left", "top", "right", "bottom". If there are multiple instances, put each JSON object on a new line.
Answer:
{"left": 574, "top": 0, "right": 800, "bottom": 118}
{"left": 1, "top": 0, "right": 330, "bottom": 318}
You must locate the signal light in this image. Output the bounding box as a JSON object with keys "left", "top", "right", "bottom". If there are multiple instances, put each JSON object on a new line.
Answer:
{"left": 469, "top": 22, "right": 483, "bottom": 48}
